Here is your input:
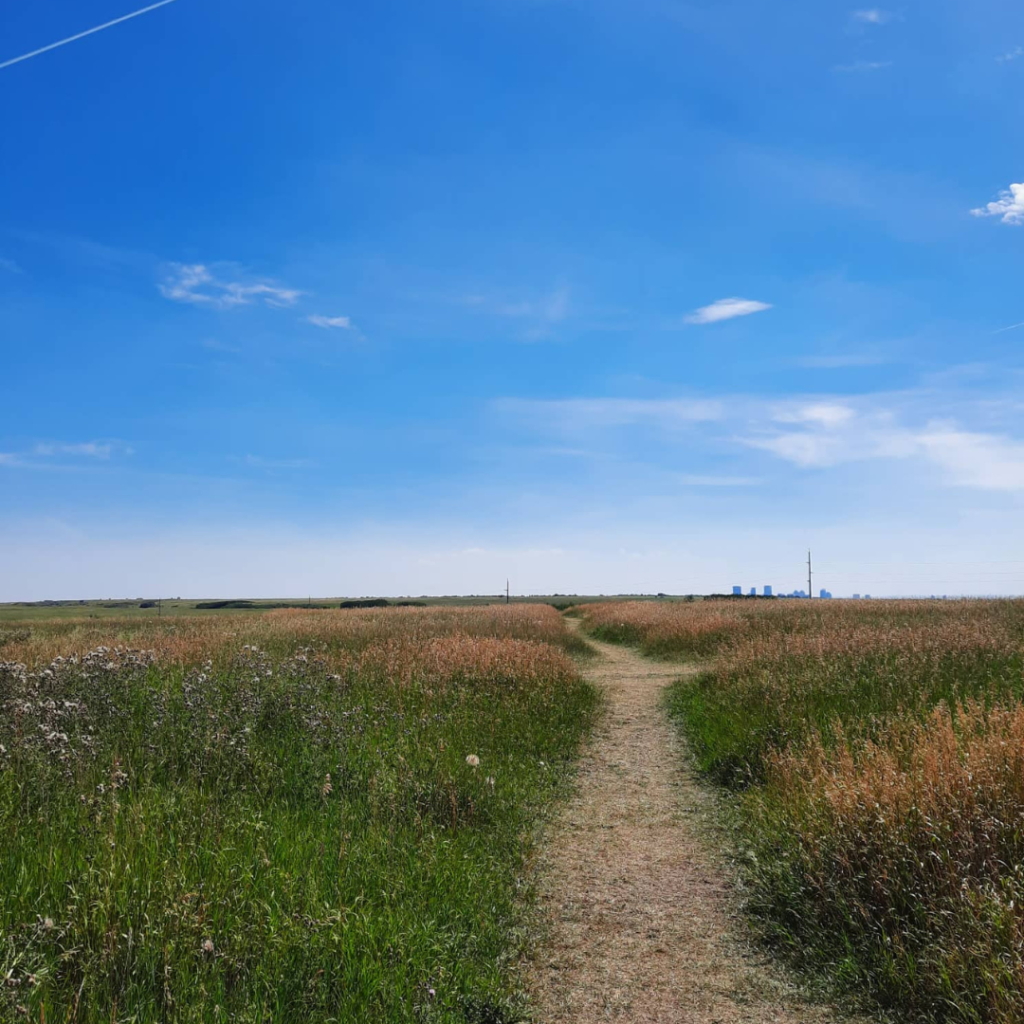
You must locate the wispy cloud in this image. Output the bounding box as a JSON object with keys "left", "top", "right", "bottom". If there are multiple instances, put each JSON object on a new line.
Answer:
{"left": 833, "top": 60, "right": 893, "bottom": 73}
{"left": 159, "top": 263, "right": 303, "bottom": 309}
{"left": 993, "top": 321, "right": 1024, "bottom": 335}
{"left": 797, "top": 352, "right": 888, "bottom": 368}
{"left": 850, "top": 8, "right": 894, "bottom": 25}
{"left": 676, "top": 474, "right": 761, "bottom": 487}
{"left": 997, "top": 46, "right": 1023, "bottom": 63}
{"left": 243, "top": 455, "right": 315, "bottom": 470}
{"left": 684, "top": 297, "right": 772, "bottom": 325}
{"left": 773, "top": 402, "right": 856, "bottom": 428}
{"left": 505, "top": 385, "right": 1024, "bottom": 494}
{"left": 916, "top": 426, "right": 1024, "bottom": 491}
{"left": 201, "top": 338, "right": 242, "bottom": 354}
{"left": 461, "top": 285, "right": 571, "bottom": 339}
{"left": 971, "top": 183, "right": 1024, "bottom": 225}
{"left": 743, "top": 401, "right": 1024, "bottom": 491}
{"left": 498, "top": 396, "right": 724, "bottom": 430}
{"left": 307, "top": 314, "right": 353, "bottom": 330}
{"left": 0, "top": 441, "right": 130, "bottom": 468}
{"left": 33, "top": 442, "right": 115, "bottom": 459}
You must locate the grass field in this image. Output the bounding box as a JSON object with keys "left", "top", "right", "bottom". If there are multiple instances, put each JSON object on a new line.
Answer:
{"left": 0, "top": 594, "right": 675, "bottom": 624}
{"left": 0, "top": 605, "right": 598, "bottom": 1023}
{"left": 580, "top": 598, "right": 1024, "bottom": 1023}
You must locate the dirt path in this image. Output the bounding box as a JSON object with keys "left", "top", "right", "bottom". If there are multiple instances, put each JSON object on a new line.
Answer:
{"left": 527, "top": 626, "right": 851, "bottom": 1024}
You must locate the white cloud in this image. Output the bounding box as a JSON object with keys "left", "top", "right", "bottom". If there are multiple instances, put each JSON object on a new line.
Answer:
{"left": 971, "top": 183, "right": 1024, "bottom": 225}
{"left": 744, "top": 432, "right": 848, "bottom": 468}
{"left": 307, "top": 314, "right": 353, "bottom": 330}
{"left": 833, "top": 60, "right": 893, "bottom": 72}
{"left": 159, "top": 263, "right": 303, "bottom": 309}
{"left": 744, "top": 402, "right": 1024, "bottom": 491}
{"left": 684, "top": 297, "right": 772, "bottom": 324}
{"left": 916, "top": 425, "right": 1024, "bottom": 491}
{"left": 997, "top": 46, "right": 1023, "bottom": 63}
{"left": 773, "top": 402, "right": 856, "bottom": 428}
{"left": 850, "top": 8, "right": 893, "bottom": 24}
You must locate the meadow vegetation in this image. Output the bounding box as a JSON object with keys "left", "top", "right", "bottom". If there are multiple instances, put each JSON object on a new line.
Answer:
{"left": 580, "top": 598, "right": 1024, "bottom": 1022}
{"left": 0, "top": 605, "right": 598, "bottom": 1023}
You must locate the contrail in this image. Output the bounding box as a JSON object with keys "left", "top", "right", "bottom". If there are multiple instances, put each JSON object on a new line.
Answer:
{"left": 0, "top": 0, "right": 179, "bottom": 71}
{"left": 993, "top": 321, "right": 1024, "bottom": 334}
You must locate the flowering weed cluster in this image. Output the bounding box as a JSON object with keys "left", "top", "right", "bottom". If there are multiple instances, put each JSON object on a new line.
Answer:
{"left": 0, "top": 605, "right": 597, "bottom": 1023}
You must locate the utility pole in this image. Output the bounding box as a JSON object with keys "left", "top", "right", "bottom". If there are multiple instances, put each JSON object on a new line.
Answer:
{"left": 506, "top": 579, "right": 510, "bottom": 605}
{"left": 807, "top": 550, "right": 813, "bottom": 599}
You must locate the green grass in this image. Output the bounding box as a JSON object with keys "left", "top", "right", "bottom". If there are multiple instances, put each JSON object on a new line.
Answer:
{"left": 0, "top": 624, "right": 598, "bottom": 1022}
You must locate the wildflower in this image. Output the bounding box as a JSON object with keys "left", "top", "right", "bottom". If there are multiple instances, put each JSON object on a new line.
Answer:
{"left": 42, "top": 917, "right": 54, "bottom": 931}
{"left": 465, "top": 754, "right": 480, "bottom": 768}
{"left": 322, "top": 773, "right": 333, "bottom": 797}
{"left": 202, "top": 938, "right": 215, "bottom": 954}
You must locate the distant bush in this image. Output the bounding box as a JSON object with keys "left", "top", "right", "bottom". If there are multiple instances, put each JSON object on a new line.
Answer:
{"left": 339, "top": 598, "right": 390, "bottom": 609}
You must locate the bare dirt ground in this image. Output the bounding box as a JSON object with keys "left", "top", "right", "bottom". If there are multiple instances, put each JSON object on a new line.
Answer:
{"left": 526, "top": 625, "right": 856, "bottom": 1024}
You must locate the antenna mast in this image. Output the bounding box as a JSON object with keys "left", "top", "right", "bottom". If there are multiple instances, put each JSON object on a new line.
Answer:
{"left": 807, "top": 550, "right": 813, "bottom": 599}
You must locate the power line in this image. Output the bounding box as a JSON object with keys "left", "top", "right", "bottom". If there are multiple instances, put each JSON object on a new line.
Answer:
{"left": 0, "top": 0, "right": 179, "bottom": 71}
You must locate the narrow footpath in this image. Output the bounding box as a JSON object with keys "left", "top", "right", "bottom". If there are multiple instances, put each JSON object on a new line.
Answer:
{"left": 527, "top": 624, "right": 853, "bottom": 1023}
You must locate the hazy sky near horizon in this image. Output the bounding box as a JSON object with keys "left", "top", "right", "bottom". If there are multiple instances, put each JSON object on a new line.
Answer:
{"left": 2, "top": 0, "right": 1024, "bottom": 599}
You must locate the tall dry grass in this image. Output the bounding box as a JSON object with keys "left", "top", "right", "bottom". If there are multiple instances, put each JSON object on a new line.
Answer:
{"left": 754, "top": 702, "right": 1024, "bottom": 1021}
{"left": 0, "top": 602, "right": 588, "bottom": 668}
{"left": 587, "top": 597, "right": 1024, "bottom": 1021}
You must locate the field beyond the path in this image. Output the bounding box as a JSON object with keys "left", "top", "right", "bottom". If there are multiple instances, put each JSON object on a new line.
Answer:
{"left": 579, "top": 597, "right": 1024, "bottom": 1023}
{"left": 0, "top": 605, "right": 598, "bottom": 1023}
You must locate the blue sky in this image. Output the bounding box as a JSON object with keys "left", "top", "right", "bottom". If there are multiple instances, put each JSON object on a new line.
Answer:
{"left": 2, "top": 0, "right": 1024, "bottom": 599}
